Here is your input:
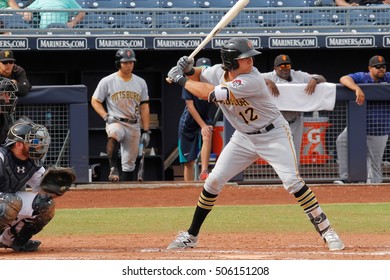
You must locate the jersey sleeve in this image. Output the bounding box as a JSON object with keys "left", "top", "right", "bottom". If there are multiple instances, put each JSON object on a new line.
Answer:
{"left": 92, "top": 77, "right": 109, "bottom": 102}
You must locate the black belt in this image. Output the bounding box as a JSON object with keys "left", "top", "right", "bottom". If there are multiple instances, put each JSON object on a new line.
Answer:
{"left": 246, "top": 123, "right": 275, "bottom": 135}
{"left": 118, "top": 118, "right": 137, "bottom": 124}
{"left": 288, "top": 117, "right": 298, "bottom": 125}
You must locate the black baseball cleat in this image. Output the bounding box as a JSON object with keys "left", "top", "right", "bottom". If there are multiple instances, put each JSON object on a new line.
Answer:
{"left": 12, "top": 240, "right": 41, "bottom": 252}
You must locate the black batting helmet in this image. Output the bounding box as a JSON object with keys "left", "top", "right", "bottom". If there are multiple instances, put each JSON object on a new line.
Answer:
{"left": 115, "top": 48, "right": 136, "bottom": 69}
{"left": 221, "top": 38, "right": 261, "bottom": 71}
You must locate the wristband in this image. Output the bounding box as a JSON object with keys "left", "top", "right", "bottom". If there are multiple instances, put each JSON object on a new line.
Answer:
{"left": 142, "top": 129, "right": 152, "bottom": 134}
{"left": 184, "top": 68, "right": 195, "bottom": 76}
{"left": 178, "top": 76, "right": 188, "bottom": 87}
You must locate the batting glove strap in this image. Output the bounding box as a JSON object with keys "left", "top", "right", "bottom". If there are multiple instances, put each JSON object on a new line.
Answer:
{"left": 141, "top": 129, "right": 152, "bottom": 134}
{"left": 178, "top": 76, "right": 188, "bottom": 87}
{"left": 184, "top": 68, "right": 195, "bottom": 76}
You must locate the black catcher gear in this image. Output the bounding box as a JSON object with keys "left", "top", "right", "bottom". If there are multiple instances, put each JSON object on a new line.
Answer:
{"left": 0, "top": 78, "right": 18, "bottom": 115}
{"left": 5, "top": 121, "right": 50, "bottom": 160}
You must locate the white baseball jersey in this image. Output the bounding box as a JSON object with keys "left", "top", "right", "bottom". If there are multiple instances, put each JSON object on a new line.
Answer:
{"left": 199, "top": 64, "right": 305, "bottom": 195}
{"left": 92, "top": 72, "right": 149, "bottom": 122}
{"left": 92, "top": 72, "right": 149, "bottom": 172}
{"left": 201, "top": 64, "right": 281, "bottom": 133}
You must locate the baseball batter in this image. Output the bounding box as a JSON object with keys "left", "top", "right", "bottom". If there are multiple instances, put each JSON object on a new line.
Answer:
{"left": 91, "top": 48, "right": 151, "bottom": 182}
{"left": 262, "top": 54, "right": 326, "bottom": 164}
{"left": 166, "top": 38, "right": 344, "bottom": 251}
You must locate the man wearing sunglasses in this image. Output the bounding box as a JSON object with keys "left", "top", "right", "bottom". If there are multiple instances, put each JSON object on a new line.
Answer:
{"left": 335, "top": 55, "right": 390, "bottom": 184}
{"left": 0, "top": 50, "right": 31, "bottom": 97}
{"left": 263, "top": 54, "right": 326, "bottom": 165}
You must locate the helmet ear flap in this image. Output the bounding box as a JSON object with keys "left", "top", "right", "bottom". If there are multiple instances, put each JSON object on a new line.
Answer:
{"left": 115, "top": 61, "right": 121, "bottom": 69}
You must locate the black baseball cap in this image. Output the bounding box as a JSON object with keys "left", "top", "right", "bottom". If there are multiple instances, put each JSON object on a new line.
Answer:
{"left": 274, "top": 54, "right": 291, "bottom": 66}
{"left": 196, "top": 57, "right": 211, "bottom": 67}
{"left": 369, "top": 55, "right": 387, "bottom": 67}
{"left": 0, "top": 50, "right": 16, "bottom": 62}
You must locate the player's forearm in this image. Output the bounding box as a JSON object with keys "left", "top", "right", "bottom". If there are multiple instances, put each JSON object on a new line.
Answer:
{"left": 91, "top": 98, "right": 107, "bottom": 119}
{"left": 340, "top": 75, "right": 360, "bottom": 91}
{"left": 187, "top": 106, "right": 207, "bottom": 127}
{"left": 184, "top": 80, "right": 215, "bottom": 101}
{"left": 140, "top": 104, "right": 150, "bottom": 131}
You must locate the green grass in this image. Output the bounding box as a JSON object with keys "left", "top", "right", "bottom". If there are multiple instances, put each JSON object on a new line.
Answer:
{"left": 40, "top": 203, "right": 390, "bottom": 237}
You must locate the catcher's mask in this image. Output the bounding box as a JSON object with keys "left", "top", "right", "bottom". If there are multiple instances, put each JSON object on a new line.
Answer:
{"left": 0, "top": 78, "right": 18, "bottom": 114}
{"left": 5, "top": 121, "right": 50, "bottom": 160}
{"left": 221, "top": 38, "right": 261, "bottom": 71}
{"left": 115, "top": 48, "right": 136, "bottom": 69}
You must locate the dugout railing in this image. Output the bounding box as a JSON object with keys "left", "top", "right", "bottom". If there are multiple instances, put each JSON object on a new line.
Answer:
{"left": 15, "top": 85, "right": 89, "bottom": 183}
{"left": 241, "top": 84, "right": 390, "bottom": 184}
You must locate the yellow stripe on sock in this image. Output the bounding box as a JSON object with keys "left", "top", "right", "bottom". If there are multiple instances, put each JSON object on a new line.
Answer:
{"left": 197, "top": 193, "right": 217, "bottom": 210}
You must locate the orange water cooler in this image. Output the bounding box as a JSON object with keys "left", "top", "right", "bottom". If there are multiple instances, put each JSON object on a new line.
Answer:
{"left": 255, "top": 116, "right": 332, "bottom": 165}
{"left": 212, "top": 121, "right": 224, "bottom": 156}
{"left": 300, "top": 116, "right": 332, "bottom": 164}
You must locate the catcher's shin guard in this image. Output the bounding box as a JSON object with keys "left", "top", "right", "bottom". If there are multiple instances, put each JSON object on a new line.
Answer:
{"left": 0, "top": 193, "right": 22, "bottom": 231}
{"left": 11, "top": 194, "right": 55, "bottom": 249}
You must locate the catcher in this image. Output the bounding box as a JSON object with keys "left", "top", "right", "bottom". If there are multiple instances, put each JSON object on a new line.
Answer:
{"left": 0, "top": 119, "right": 75, "bottom": 252}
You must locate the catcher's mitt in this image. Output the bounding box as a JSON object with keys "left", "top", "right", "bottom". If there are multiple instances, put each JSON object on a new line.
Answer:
{"left": 39, "top": 167, "right": 76, "bottom": 196}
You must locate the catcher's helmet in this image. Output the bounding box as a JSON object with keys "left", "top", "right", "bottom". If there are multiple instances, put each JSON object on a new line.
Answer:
{"left": 0, "top": 78, "right": 18, "bottom": 114}
{"left": 5, "top": 121, "right": 50, "bottom": 160}
{"left": 115, "top": 48, "right": 136, "bottom": 69}
{"left": 221, "top": 38, "right": 261, "bottom": 71}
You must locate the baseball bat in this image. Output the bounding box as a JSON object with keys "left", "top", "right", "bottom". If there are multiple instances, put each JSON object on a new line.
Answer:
{"left": 137, "top": 145, "right": 146, "bottom": 182}
{"left": 166, "top": 0, "right": 250, "bottom": 83}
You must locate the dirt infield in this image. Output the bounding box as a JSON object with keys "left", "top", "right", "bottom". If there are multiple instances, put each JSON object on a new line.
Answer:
{"left": 2, "top": 183, "right": 390, "bottom": 260}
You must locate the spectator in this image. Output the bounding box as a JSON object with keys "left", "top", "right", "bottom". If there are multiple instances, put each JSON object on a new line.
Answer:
{"left": 335, "top": 55, "right": 390, "bottom": 184}
{"left": 335, "top": 0, "right": 390, "bottom": 6}
{"left": 91, "top": 48, "right": 151, "bottom": 182}
{"left": 263, "top": 54, "right": 326, "bottom": 165}
{"left": 22, "top": 0, "right": 85, "bottom": 29}
{"left": 0, "top": 50, "right": 31, "bottom": 143}
{"left": 0, "top": 0, "right": 20, "bottom": 9}
{"left": 0, "top": 50, "right": 31, "bottom": 97}
{"left": 178, "top": 57, "right": 215, "bottom": 181}
{"left": 0, "top": 0, "right": 21, "bottom": 34}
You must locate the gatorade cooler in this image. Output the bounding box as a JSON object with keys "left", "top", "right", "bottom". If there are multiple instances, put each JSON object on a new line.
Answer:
{"left": 212, "top": 121, "right": 224, "bottom": 156}
{"left": 300, "top": 117, "right": 332, "bottom": 164}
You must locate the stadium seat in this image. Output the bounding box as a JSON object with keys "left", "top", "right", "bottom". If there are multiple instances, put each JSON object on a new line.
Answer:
{"left": 95, "top": 0, "right": 124, "bottom": 8}
{"left": 199, "top": 0, "right": 235, "bottom": 8}
{"left": 298, "top": 11, "right": 334, "bottom": 26}
{"left": 17, "top": 0, "right": 30, "bottom": 8}
{"left": 271, "top": 0, "right": 308, "bottom": 7}
{"left": 80, "top": 1, "right": 99, "bottom": 8}
{"left": 246, "top": 1, "right": 271, "bottom": 7}
{"left": 155, "top": 13, "right": 182, "bottom": 28}
{"left": 161, "top": 1, "right": 199, "bottom": 8}
{"left": 124, "top": 0, "right": 162, "bottom": 8}
{"left": 373, "top": 10, "right": 390, "bottom": 25}
{"left": 229, "top": 12, "right": 254, "bottom": 27}
{"left": 0, "top": 14, "right": 31, "bottom": 29}
{"left": 307, "top": 0, "right": 335, "bottom": 6}
{"left": 274, "top": 20, "right": 301, "bottom": 32}
{"left": 82, "top": 12, "right": 113, "bottom": 27}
